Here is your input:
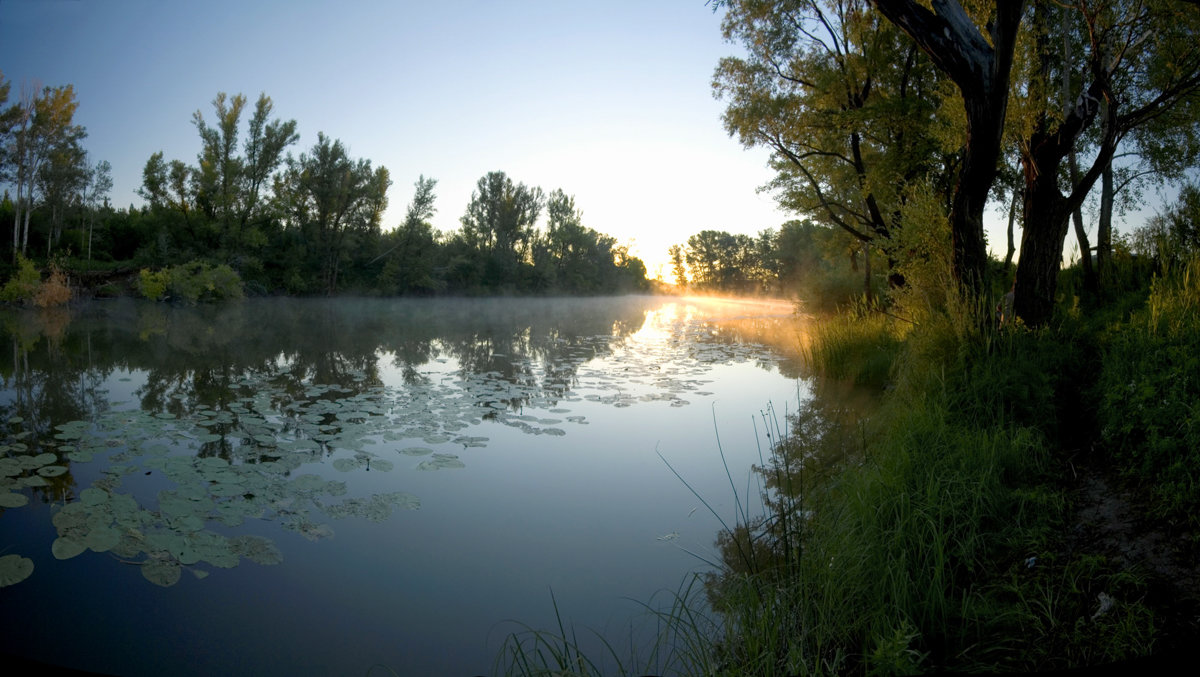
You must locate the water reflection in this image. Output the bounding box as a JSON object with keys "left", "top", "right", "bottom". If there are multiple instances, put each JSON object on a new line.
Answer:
{"left": 1, "top": 296, "right": 793, "bottom": 592}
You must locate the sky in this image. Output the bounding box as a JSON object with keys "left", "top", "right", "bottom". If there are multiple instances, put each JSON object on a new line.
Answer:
{"left": 1, "top": 0, "right": 798, "bottom": 279}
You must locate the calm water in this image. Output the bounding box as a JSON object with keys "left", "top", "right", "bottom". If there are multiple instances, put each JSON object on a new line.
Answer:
{"left": 0, "top": 296, "right": 809, "bottom": 676}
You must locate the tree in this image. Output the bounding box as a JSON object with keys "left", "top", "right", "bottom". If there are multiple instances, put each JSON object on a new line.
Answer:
{"left": 144, "top": 92, "right": 297, "bottom": 265}
{"left": 1012, "top": 0, "right": 1200, "bottom": 324}
{"left": 277, "top": 133, "right": 390, "bottom": 294}
{"left": 377, "top": 175, "right": 440, "bottom": 293}
{"left": 460, "top": 171, "right": 544, "bottom": 287}
{"left": 872, "top": 0, "right": 1025, "bottom": 298}
{"left": 715, "top": 0, "right": 953, "bottom": 290}
{"left": 36, "top": 127, "right": 88, "bottom": 255}
{"left": 83, "top": 159, "right": 113, "bottom": 264}
{"left": 7, "top": 83, "right": 87, "bottom": 259}
{"left": 668, "top": 243, "right": 688, "bottom": 288}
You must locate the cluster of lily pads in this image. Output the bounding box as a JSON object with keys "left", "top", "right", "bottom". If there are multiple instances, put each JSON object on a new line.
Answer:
{"left": 1, "top": 306, "right": 784, "bottom": 589}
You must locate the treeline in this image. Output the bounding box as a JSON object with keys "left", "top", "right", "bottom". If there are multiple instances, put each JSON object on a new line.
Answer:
{"left": 667, "top": 220, "right": 886, "bottom": 308}
{"left": 0, "top": 80, "right": 649, "bottom": 297}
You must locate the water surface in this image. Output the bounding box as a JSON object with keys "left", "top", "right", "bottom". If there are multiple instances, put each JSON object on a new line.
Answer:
{"left": 0, "top": 296, "right": 808, "bottom": 675}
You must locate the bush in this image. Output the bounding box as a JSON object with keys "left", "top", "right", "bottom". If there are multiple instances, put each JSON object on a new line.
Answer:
{"left": 169, "top": 261, "right": 244, "bottom": 302}
{"left": 138, "top": 261, "right": 245, "bottom": 303}
{"left": 33, "top": 264, "right": 72, "bottom": 308}
{"left": 0, "top": 254, "right": 42, "bottom": 303}
{"left": 138, "top": 268, "right": 169, "bottom": 301}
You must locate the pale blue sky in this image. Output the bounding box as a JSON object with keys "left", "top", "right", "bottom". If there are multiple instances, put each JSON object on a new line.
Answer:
{"left": 2, "top": 0, "right": 796, "bottom": 277}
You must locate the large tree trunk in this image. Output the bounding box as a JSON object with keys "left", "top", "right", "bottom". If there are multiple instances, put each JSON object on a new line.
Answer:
{"left": 1014, "top": 176, "right": 1072, "bottom": 325}
{"left": 873, "top": 0, "right": 1024, "bottom": 299}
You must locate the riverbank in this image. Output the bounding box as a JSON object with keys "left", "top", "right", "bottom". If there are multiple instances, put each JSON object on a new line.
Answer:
{"left": 695, "top": 257, "right": 1200, "bottom": 674}
{"left": 495, "top": 257, "right": 1200, "bottom": 676}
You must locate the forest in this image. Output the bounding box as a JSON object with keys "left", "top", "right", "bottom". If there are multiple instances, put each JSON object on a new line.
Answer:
{"left": 0, "top": 84, "right": 651, "bottom": 298}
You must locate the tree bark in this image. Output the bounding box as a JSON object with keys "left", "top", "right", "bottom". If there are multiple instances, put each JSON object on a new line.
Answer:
{"left": 1068, "top": 151, "right": 1097, "bottom": 293}
{"left": 874, "top": 0, "right": 1025, "bottom": 297}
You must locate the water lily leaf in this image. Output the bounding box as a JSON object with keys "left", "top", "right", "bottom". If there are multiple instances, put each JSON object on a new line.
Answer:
{"left": 0, "top": 491, "right": 29, "bottom": 508}
{"left": 30, "top": 452, "right": 58, "bottom": 467}
{"left": 332, "top": 458, "right": 361, "bottom": 472}
{"left": 37, "top": 465, "right": 69, "bottom": 477}
{"left": 20, "top": 475, "right": 49, "bottom": 488}
{"left": 80, "top": 487, "right": 109, "bottom": 506}
{"left": 85, "top": 526, "right": 122, "bottom": 553}
{"left": 142, "top": 560, "right": 181, "bottom": 587}
{"left": 0, "top": 554, "right": 34, "bottom": 587}
{"left": 399, "top": 446, "right": 433, "bottom": 456}
{"left": 190, "top": 569, "right": 210, "bottom": 580}
{"left": 416, "top": 453, "right": 465, "bottom": 471}
{"left": 229, "top": 535, "right": 282, "bottom": 566}
{"left": 52, "top": 537, "right": 87, "bottom": 560}
{"left": 367, "top": 458, "right": 393, "bottom": 472}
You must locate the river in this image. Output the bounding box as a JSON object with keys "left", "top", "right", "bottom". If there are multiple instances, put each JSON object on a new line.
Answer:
{"left": 0, "top": 296, "right": 810, "bottom": 676}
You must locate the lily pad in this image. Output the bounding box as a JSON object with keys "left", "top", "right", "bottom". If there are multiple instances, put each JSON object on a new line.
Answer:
{"left": 0, "top": 554, "right": 34, "bottom": 587}
{"left": 0, "top": 491, "right": 29, "bottom": 508}
{"left": 85, "top": 526, "right": 123, "bottom": 553}
{"left": 142, "top": 559, "right": 182, "bottom": 587}
{"left": 37, "top": 465, "right": 69, "bottom": 477}
{"left": 416, "top": 453, "right": 466, "bottom": 471}
{"left": 399, "top": 446, "right": 433, "bottom": 456}
{"left": 229, "top": 535, "right": 282, "bottom": 566}
{"left": 52, "top": 537, "right": 87, "bottom": 560}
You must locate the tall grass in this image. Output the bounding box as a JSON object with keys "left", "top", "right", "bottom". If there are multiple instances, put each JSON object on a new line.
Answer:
{"left": 804, "top": 304, "right": 905, "bottom": 388}
{"left": 1098, "top": 254, "right": 1200, "bottom": 523}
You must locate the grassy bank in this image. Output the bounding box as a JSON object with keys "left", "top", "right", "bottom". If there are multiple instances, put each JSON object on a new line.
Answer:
{"left": 497, "top": 257, "right": 1199, "bottom": 676}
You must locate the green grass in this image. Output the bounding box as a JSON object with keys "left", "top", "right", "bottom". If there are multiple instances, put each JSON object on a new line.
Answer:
{"left": 804, "top": 308, "right": 904, "bottom": 388}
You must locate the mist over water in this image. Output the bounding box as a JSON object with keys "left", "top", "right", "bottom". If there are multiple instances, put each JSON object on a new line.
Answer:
{"left": 0, "top": 296, "right": 807, "bottom": 675}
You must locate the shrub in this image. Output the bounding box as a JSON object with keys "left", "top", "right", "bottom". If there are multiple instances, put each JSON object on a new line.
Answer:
{"left": 0, "top": 254, "right": 42, "bottom": 303}
{"left": 168, "top": 261, "right": 244, "bottom": 302}
{"left": 137, "top": 261, "right": 245, "bottom": 303}
{"left": 138, "top": 268, "right": 169, "bottom": 301}
{"left": 33, "top": 264, "right": 72, "bottom": 308}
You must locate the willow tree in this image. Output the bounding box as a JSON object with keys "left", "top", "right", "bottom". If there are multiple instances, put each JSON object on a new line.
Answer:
{"left": 278, "top": 133, "right": 390, "bottom": 294}
{"left": 715, "top": 0, "right": 955, "bottom": 291}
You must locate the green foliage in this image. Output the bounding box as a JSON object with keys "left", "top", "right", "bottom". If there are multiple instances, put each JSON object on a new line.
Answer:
{"left": 1098, "top": 255, "right": 1200, "bottom": 523}
{"left": 695, "top": 303, "right": 1158, "bottom": 674}
{"left": 138, "top": 268, "right": 169, "bottom": 301}
{"left": 138, "top": 261, "right": 243, "bottom": 303}
{"left": 805, "top": 304, "right": 903, "bottom": 387}
{"left": 167, "top": 261, "right": 244, "bottom": 303}
{"left": 0, "top": 254, "right": 42, "bottom": 303}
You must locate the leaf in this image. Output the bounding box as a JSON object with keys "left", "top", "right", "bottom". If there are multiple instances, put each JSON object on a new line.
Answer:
{"left": 52, "top": 537, "right": 87, "bottom": 560}
{"left": 142, "top": 560, "right": 182, "bottom": 587}
{"left": 0, "top": 554, "right": 34, "bottom": 587}
{"left": 0, "top": 491, "right": 29, "bottom": 508}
